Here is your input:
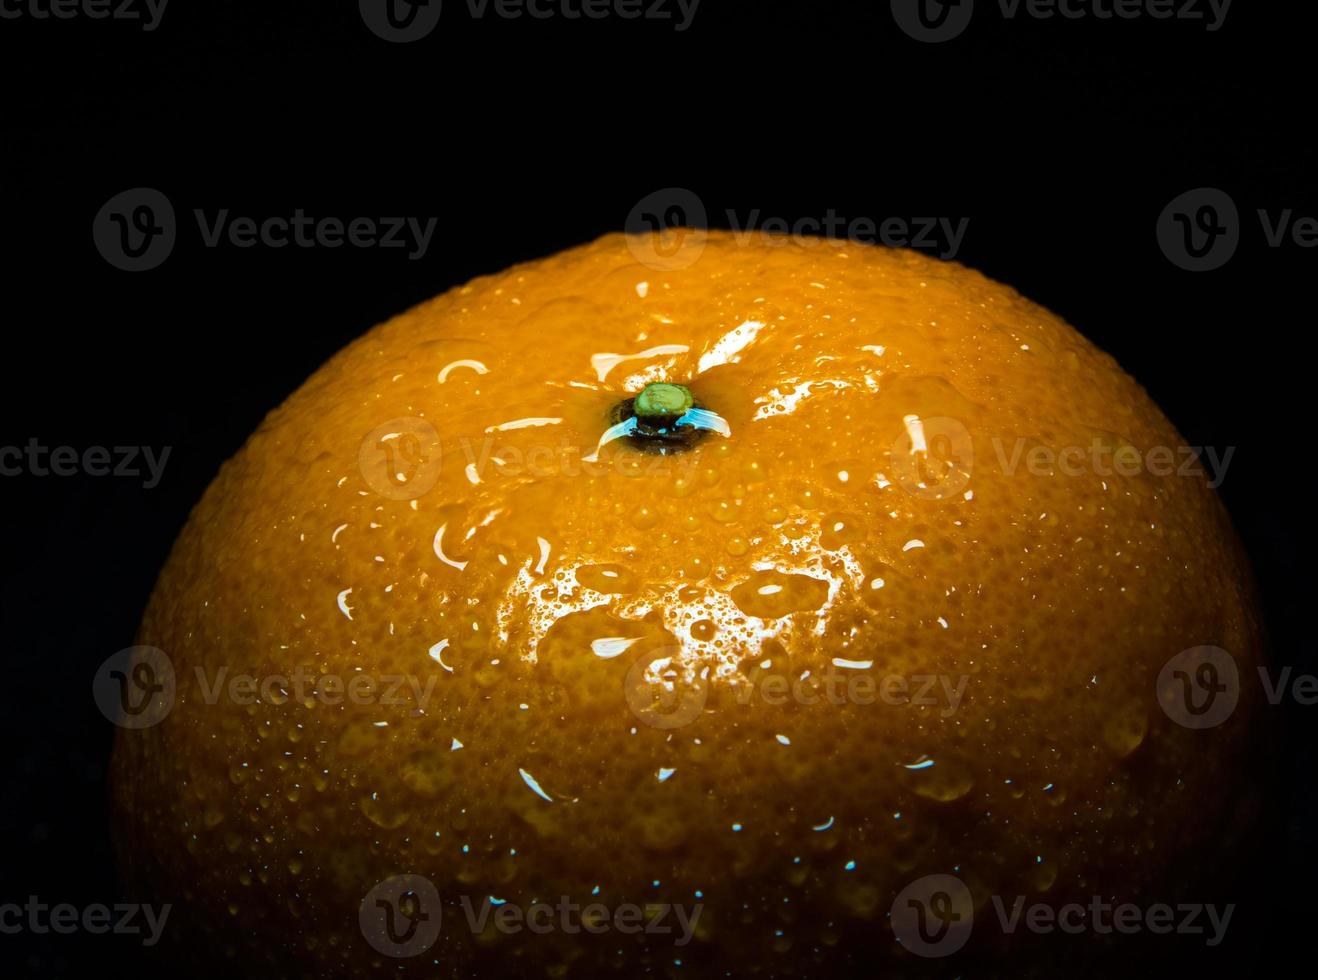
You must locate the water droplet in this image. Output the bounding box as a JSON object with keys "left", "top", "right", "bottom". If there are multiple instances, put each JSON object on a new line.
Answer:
{"left": 904, "top": 756, "right": 974, "bottom": 802}
{"left": 691, "top": 619, "right": 716, "bottom": 641}
{"left": 1102, "top": 705, "right": 1149, "bottom": 758}
{"left": 360, "top": 791, "right": 410, "bottom": 829}
{"left": 631, "top": 805, "right": 687, "bottom": 850}
{"left": 731, "top": 571, "right": 829, "bottom": 618}
{"left": 399, "top": 749, "right": 452, "bottom": 799}
{"left": 1032, "top": 860, "right": 1058, "bottom": 892}
{"left": 709, "top": 500, "right": 739, "bottom": 524}
{"left": 630, "top": 505, "right": 660, "bottom": 530}
{"left": 337, "top": 721, "right": 384, "bottom": 758}
{"left": 820, "top": 512, "right": 862, "bottom": 550}
{"left": 577, "top": 563, "right": 637, "bottom": 592}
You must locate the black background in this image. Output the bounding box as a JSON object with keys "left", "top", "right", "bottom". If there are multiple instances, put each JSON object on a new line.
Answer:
{"left": 1, "top": 0, "right": 1312, "bottom": 975}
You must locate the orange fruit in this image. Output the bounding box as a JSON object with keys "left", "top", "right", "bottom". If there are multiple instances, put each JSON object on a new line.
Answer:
{"left": 112, "top": 230, "right": 1264, "bottom": 976}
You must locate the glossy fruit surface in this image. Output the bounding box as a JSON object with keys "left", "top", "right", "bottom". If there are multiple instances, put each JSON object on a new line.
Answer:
{"left": 112, "top": 230, "right": 1263, "bottom": 976}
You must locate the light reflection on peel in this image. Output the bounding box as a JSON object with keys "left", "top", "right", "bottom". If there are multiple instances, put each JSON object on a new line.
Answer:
{"left": 485, "top": 417, "right": 562, "bottom": 433}
{"left": 590, "top": 345, "right": 688, "bottom": 383}
{"left": 697, "top": 319, "right": 766, "bottom": 374}
{"left": 428, "top": 639, "right": 454, "bottom": 672}
{"left": 592, "top": 637, "right": 641, "bottom": 659}
{"left": 494, "top": 529, "right": 865, "bottom": 686}
{"left": 752, "top": 379, "right": 852, "bottom": 420}
{"left": 432, "top": 523, "right": 468, "bottom": 571}
{"left": 437, "top": 359, "right": 489, "bottom": 384}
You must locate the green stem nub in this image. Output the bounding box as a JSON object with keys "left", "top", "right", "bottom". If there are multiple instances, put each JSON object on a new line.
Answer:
{"left": 608, "top": 382, "right": 709, "bottom": 455}
{"left": 633, "top": 382, "right": 694, "bottom": 420}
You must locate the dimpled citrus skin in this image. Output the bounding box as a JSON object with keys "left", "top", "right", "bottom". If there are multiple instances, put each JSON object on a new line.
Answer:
{"left": 113, "top": 231, "right": 1262, "bottom": 977}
